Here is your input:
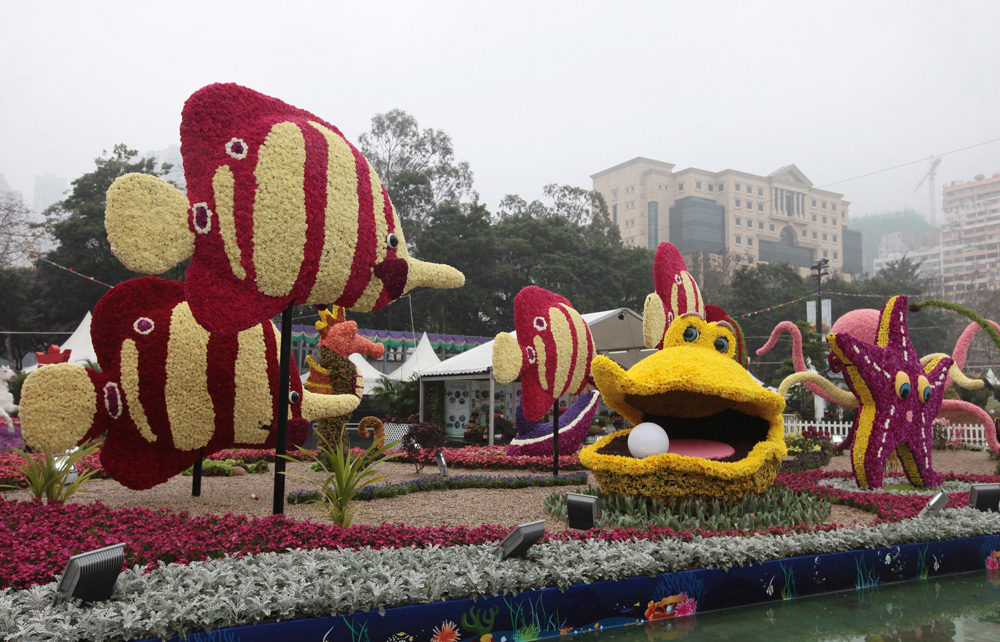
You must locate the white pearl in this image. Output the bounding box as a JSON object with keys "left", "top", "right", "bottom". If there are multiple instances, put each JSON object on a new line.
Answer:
{"left": 627, "top": 422, "right": 670, "bottom": 458}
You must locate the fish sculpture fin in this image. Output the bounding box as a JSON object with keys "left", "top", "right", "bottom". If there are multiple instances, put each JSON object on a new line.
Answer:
{"left": 492, "top": 332, "right": 523, "bottom": 384}
{"left": 643, "top": 293, "right": 667, "bottom": 350}
{"left": 106, "top": 173, "right": 194, "bottom": 274}
{"left": 300, "top": 389, "right": 361, "bottom": 421}
{"left": 19, "top": 363, "right": 108, "bottom": 452}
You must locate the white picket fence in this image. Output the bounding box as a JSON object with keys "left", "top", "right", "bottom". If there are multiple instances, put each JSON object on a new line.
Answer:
{"left": 782, "top": 416, "right": 995, "bottom": 449}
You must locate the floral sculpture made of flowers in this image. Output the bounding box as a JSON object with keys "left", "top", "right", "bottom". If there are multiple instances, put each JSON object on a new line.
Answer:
{"left": 491, "top": 286, "right": 601, "bottom": 456}
{"left": 104, "top": 82, "right": 465, "bottom": 335}
{"left": 776, "top": 295, "right": 954, "bottom": 490}
{"left": 580, "top": 244, "right": 787, "bottom": 502}
{"left": 303, "top": 306, "right": 384, "bottom": 449}
{"left": 18, "top": 278, "right": 359, "bottom": 490}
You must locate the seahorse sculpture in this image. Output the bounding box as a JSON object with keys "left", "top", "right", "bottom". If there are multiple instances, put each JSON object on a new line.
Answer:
{"left": 303, "top": 306, "right": 384, "bottom": 449}
{"left": 357, "top": 416, "right": 385, "bottom": 449}
{"left": 758, "top": 306, "right": 1000, "bottom": 454}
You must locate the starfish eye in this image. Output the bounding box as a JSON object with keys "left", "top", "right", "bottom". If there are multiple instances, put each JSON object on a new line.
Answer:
{"left": 918, "top": 375, "right": 931, "bottom": 403}
{"left": 683, "top": 326, "right": 700, "bottom": 342}
{"left": 894, "top": 371, "right": 911, "bottom": 400}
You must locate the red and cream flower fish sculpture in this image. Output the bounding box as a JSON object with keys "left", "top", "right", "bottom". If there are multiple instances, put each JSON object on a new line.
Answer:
{"left": 18, "top": 278, "right": 359, "bottom": 490}
{"left": 491, "top": 287, "right": 600, "bottom": 456}
{"left": 104, "top": 83, "right": 464, "bottom": 334}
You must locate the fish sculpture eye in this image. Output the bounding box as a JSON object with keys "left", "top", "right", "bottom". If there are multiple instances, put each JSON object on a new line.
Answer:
{"left": 385, "top": 233, "right": 399, "bottom": 249}
{"left": 918, "top": 375, "right": 931, "bottom": 403}
{"left": 714, "top": 336, "right": 729, "bottom": 353}
{"left": 894, "top": 371, "right": 911, "bottom": 400}
{"left": 682, "top": 326, "right": 699, "bottom": 342}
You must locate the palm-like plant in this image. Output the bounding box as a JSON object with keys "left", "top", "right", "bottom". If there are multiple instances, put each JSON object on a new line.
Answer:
{"left": 368, "top": 376, "right": 420, "bottom": 419}
{"left": 1, "top": 441, "right": 102, "bottom": 502}
{"left": 281, "top": 434, "right": 401, "bottom": 527}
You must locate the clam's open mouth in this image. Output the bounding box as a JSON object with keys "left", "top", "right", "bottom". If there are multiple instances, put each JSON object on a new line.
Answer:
{"left": 597, "top": 391, "right": 772, "bottom": 463}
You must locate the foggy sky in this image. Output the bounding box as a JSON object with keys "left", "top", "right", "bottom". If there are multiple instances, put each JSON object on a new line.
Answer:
{"left": 3, "top": 1, "right": 998, "bottom": 221}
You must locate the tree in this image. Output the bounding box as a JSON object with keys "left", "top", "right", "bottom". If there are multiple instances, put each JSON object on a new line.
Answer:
{"left": 358, "top": 110, "right": 475, "bottom": 251}
{"left": 38, "top": 144, "right": 175, "bottom": 327}
{"left": 0, "top": 197, "right": 43, "bottom": 270}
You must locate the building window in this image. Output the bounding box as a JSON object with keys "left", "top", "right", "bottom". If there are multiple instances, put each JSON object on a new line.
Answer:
{"left": 612, "top": 204, "right": 617, "bottom": 225}
{"left": 769, "top": 224, "right": 775, "bottom": 232}
{"left": 696, "top": 180, "right": 702, "bottom": 190}
{"left": 735, "top": 216, "right": 742, "bottom": 226}
{"left": 735, "top": 199, "right": 741, "bottom": 207}
{"left": 811, "top": 199, "right": 817, "bottom": 207}
{"left": 802, "top": 230, "right": 807, "bottom": 237}
{"left": 758, "top": 221, "right": 764, "bottom": 230}
{"left": 735, "top": 182, "right": 741, "bottom": 192}
{"left": 833, "top": 234, "right": 838, "bottom": 242}
{"left": 611, "top": 188, "right": 619, "bottom": 200}
{"left": 648, "top": 201, "right": 659, "bottom": 250}
{"left": 736, "top": 235, "right": 742, "bottom": 244}
{"left": 758, "top": 187, "right": 763, "bottom": 196}
{"left": 812, "top": 231, "right": 818, "bottom": 239}
{"left": 748, "top": 237, "right": 754, "bottom": 246}
{"left": 823, "top": 250, "right": 828, "bottom": 258}
{"left": 823, "top": 233, "right": 828, "bottom": 241}
{"left": 822, "top": 201, "right": 827, "bottom": 209}
{"left": 718, "top": 183, "right": 725, "bottom": 191}
{"left": 832, "top": 204, "right": 838, "bottom": 212}
{"left": 746, "top": 184, "right": 752, "bottom": 194}
{"left": 679, "top": 182, "right": 685, "bottom": 191}
{"left": 812, "top": 215, "right": 817, "bottom": 222}
{"left": 708, "top": 184, "right": 714, "bottom": 192}
{"left": 758, "top": 203, "right": 764, "bottom": 212}
{"left": 834, "top": 251, "right": 839, "bottom": 259}
{"left": 747, "top": 201, "right": 753, "bottom": 210}
{"left": 822, "top": 216, "right": 827, "bottom": 224}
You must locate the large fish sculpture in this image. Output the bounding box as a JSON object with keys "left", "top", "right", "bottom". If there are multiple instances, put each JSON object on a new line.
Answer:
{"left": 105, "top": 83, "right": 464, "bottom": 334}
{"left": 18, "top": 277, "right": 360, "bottom": 490}
{"left": 492, "top": 287, "right": 599, "bottom": 455}
{"left": 642, "top": 243, "right": 749, "bottom": 367}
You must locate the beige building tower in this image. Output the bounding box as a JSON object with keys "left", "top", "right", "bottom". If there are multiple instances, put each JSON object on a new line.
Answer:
{"left": 941, "top": 173, "right": 1000, "bottom": 289}
{"left": 591, "top": 157, "right": 859, "bottom": 277}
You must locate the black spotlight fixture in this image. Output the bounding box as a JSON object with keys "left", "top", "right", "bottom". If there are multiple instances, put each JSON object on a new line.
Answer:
{"left": 918, "top": 490, "right": 949, "bottom": 518}
{"left": 565, "top": 493, "right": 600, "bottom": 530}
{"left": 970, "top": 484, "right": 1000, "bottom": 512}
{"left": 496, "top": 520, "right": 545, "bottom": 561}
{"left": 54, "top": 543, "right": 126, "bottom": 606}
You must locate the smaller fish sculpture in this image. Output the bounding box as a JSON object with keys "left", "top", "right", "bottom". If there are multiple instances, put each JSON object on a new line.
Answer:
{"left": 105, "top": 83, "right": 464, "bottom": 335}
{"left": 643, "top": 243, "right": 748, "bottom": 367}
{"left": 506, "top": 390, "right": 601, "bottom": 457}
{"left": 19, "top": 277, "right": 359, "bottom": 490}
{"left": 492, "top": 286, "right": 596, "bottom": 422}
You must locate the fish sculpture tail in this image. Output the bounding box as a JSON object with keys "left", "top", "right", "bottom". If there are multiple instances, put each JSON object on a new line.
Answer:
{"left": 19, "top": 363, "right": 112, "bottom": 453}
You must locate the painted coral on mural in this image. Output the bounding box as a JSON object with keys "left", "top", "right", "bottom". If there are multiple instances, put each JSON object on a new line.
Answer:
{"left": 581, "top": 243, "right": 787, "bottom": 502}
{"left": 104, "top": 82, "right": 464, "bottom": 335}
{"left": 18, "top": 278, "right": 360, "bottom": 490}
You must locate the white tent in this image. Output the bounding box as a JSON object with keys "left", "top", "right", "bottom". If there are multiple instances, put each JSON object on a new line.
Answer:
{"left": 385, "top": 332, "right": 441, "bottom": 381}
{"left": 349, "top": 353, "right": 390, "bottom": 396}
{"left": 23, "top": 312, "right": 98, "bottom": 373}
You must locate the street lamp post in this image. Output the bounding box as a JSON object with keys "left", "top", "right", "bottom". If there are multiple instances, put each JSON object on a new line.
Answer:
{"left": 811, "top": 258, "right": 829, "bottom": 333}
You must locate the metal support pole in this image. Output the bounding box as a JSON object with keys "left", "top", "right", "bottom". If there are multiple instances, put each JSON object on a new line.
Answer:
{"left": 192, "top": 448, "right": 203, "bottom": 497}
{"left": 552, "top": 399, "right": 560, "bottom": 477}
{"left": 272, "top": 303, "right": 294, "bottom": 515}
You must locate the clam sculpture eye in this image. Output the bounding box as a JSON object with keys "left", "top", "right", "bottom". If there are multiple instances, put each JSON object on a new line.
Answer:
{"left": 894, "top": 371, "right": 911, "bottom": 400}
{"left": 714, "top": 336, "right": 729, "bottom": 353}
{"left": 682, "top": 326, "right": 699, "bottom": 342}
{"left": 385, "top": 233, "right": 399, "bottom": 249}
{"left": 917, "top": 375, "right": 931, "bottom": 403}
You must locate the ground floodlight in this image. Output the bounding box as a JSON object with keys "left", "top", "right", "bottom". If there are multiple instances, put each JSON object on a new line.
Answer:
{"left": 54, "top": 543, "right": 126, "bottom": 606}
{"left": 970, "top": 484, "right": 1000, "bottom": 512}
{"left": 918, "top": 490, "right": 949, "bottom": 518}
{"left": 496, "top": 520, "right": 545, "bottom": 561}
{"left": 566, "top": 493, "right": 600, "bottom": 530}
{"left": 436, "top": 450, "right": 449, "bottom": 478}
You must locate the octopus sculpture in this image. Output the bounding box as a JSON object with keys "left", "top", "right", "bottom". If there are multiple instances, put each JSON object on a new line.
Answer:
{"left": 758, "top": 302, "right": 1000, "bottom": 456}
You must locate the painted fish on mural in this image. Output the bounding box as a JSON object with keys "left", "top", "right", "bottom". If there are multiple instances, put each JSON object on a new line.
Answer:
{"left": 492, "top": 286, "right": 596, "bottom": 422}
{"left": 105, "top": 83, "right": 464, "bottom": 334}
{"left": 18, "top": 277, "right": 359, "bottom": 490}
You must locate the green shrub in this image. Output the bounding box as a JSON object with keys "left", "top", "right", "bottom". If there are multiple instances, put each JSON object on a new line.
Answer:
{"left": 544, "top": 485, "right": 831, "bottom": 531}
{"left": 182, "top": 459, "right": 270, "bottom": 476}
{"left": 0, "top": 441, "right": 102, "bottom": 502}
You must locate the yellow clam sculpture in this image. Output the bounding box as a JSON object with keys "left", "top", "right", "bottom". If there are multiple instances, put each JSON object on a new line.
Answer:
{"left": 580, "top": 315, "right": 787, "bottom": 502}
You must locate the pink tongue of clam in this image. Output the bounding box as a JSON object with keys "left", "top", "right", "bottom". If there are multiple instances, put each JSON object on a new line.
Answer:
{"left": 668, "top": 439, "right": 735, "bottom": 460}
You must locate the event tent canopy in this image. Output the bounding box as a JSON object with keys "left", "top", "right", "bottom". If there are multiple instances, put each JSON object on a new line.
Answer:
{"left": 22, "top": 312, "right": 99, "bottom": 373}
{"left": 384, "top": 333, "right": 441, "bottom": 381}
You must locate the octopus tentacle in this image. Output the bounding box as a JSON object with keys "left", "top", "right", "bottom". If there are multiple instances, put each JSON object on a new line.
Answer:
{"left": 920, "top": 353, "right": 984, "bottom": 390}
{"left": 940, "top": 399, "right": 1000, "bottom": 455}
{"left": 777, "top": 371, "right": 859, "bottom": 409}
{"left": 758, "top": 322, "right": 843, "bottom": 403}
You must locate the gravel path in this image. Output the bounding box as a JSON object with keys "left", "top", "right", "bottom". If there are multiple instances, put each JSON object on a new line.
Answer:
{"left": 1, "top": 449, "right": 994, "bottom": 531}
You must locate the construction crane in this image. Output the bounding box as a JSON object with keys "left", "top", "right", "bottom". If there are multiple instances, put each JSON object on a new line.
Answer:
{"left": 914, "top": 156, "right": 942, "bottom": 227}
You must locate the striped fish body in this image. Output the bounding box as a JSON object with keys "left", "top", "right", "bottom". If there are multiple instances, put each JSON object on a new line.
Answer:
{"left": 494, "top": 287, "right": 595, "bottom": 423}
{"left": 18, "top": 277, "right": 358, "bottom": 490}
{"left": 106, "top": 83, "right": 463, "bottom": 335}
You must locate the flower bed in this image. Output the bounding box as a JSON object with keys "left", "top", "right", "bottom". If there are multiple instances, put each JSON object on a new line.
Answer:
{"left": 388, "top": 445, "right": 584, "bottom": 472}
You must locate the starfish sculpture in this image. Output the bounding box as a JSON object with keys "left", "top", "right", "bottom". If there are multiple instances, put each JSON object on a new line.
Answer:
{"left": 826, "top": 295, "right": 951, "bottom": 489}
